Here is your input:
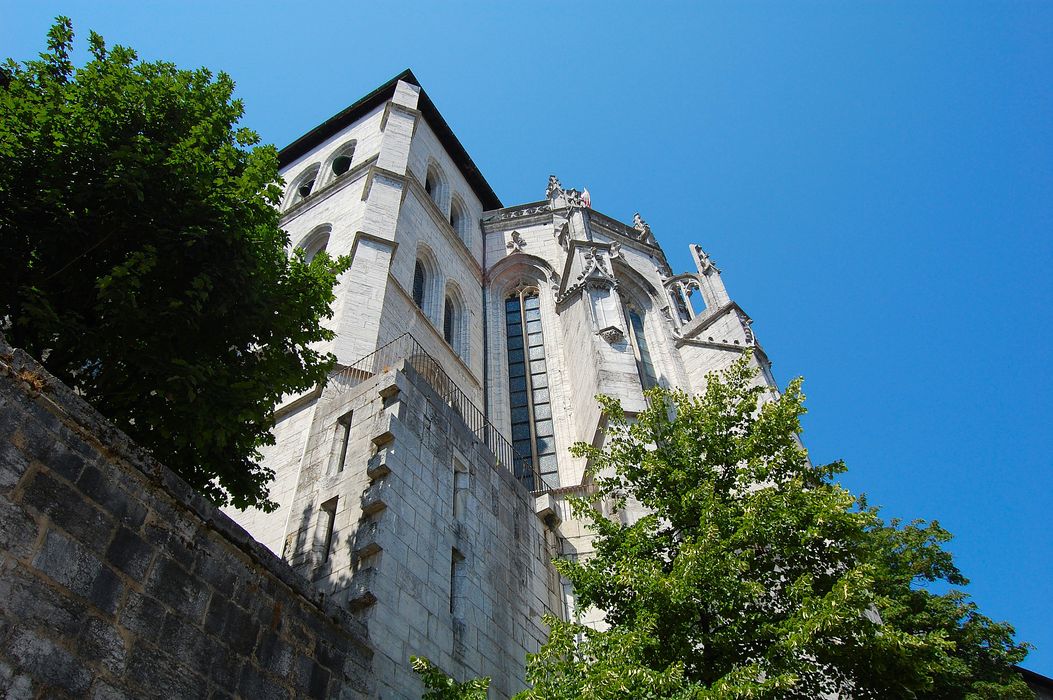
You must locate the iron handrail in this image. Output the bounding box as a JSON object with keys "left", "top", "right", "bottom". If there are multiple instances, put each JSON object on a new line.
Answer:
{"left": 334, "top": 334, "right": 554, "bottom": 494}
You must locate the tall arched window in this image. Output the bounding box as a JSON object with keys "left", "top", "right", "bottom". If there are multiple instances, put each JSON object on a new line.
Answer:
{"left": 413, "top": 260, "right": 426, "bottom": 310}
{"left": 505, "top": 286, "right": 557, "bottom": 487}
{"left": 625, "top": 303, "right": 657, "bottom": 389}
{"left": 450, "top": 196, "right": 469, "bottom": 246}
{"left": 444, "top": 296, "right": 455, "bottom": 344}
{"left": 424, "top": 163, "right": 447, "bottom": 214}
{"left": 442, "top": 285, "right": 468, "bottom": 361}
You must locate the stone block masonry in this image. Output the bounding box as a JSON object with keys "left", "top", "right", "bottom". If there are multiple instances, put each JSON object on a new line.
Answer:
{"left": 278, "top": 360, "right": 562, "bottom": 699}
{"left": 0, "top": 334, "right": 373, "bottom": 699}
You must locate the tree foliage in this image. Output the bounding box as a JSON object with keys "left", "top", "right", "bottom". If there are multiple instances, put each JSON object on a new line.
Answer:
{"left": 0, "top": 19, "right": 349, "bottom": 509}
{"left": 520, "top": 355, "right": 1031, "bottom": 699}
{"left": 412, "top": 656, "right": 490, "bottom": 700}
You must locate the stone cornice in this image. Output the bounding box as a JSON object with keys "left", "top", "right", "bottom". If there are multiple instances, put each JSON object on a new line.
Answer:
{"left": 482, "top": 202, "right": 675, "bottom": 278}
{"left": 361, "top": 163, "right": 407, "bottom": 201}
{"left": 674, "top": 337, "right": 749, "bottom": 353}
{"left": 481, "top": 201, "right": 553, "bottom": 232}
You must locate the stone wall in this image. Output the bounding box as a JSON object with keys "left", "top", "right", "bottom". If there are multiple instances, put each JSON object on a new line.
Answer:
{"left": 0, "top": 337, "right": 373, "bottom": 699}
{"left": 268, "top": 361, "right": 562, "bottom": 699}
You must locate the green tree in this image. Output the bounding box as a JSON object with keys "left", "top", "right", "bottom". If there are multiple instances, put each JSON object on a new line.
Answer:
{"left": 412, "top": 656, "right": 490, "bottom": 700}
{"left": 0, "top": 19, "right": 348, "bottom": 510}
{"left": 520, "top": 355, "right": 1031, "bottom": 699}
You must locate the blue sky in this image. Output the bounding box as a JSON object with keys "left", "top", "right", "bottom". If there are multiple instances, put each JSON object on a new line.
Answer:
{"left": 5, "top": 0, "right": 1051, "bottom": 675}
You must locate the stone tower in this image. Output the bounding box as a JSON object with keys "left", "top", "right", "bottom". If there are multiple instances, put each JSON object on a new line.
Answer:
{"left": 227, "top": 70, "right": 777, "bottom": 698}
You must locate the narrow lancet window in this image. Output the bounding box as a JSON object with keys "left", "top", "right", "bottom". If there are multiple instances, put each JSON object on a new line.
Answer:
{"left": 413, "top": 261, "right": 426, "bottom": 310}
{"left": 626, "top": 305, "right": 658, "bottom": 389}
{"left": 505, "top": 286, "right": 557, "bottom": 488}
{"left": 444, "top": 296, "right": 455, "bottom": 344}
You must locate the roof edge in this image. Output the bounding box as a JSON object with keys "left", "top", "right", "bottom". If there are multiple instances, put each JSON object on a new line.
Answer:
{"left": 277, "top": 69, "right": 502, "bottom": 210}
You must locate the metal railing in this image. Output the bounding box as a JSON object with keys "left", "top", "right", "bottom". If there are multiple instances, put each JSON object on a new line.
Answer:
{"left": 333, "top": 334, "right": 554, "bottom": 494}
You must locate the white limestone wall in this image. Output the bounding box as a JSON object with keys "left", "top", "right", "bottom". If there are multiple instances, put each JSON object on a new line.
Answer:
{"left": 388, "top": 190, "right": 484, "bottom": 384}
{"left": 223, "top": 396, "right": 318, "bottom": 555}
{"left": 483, "top": 214, "right": 565, "bottom": 273}
{"left": 279, "top": 103, "right": 386, "bottom": 205}
{"left": 377, "top": 276, "right": 484, "bottom": 408}
{"left": 281, "top": 365, "right": 559, "bottom": 699}
{"left": 406, "top": 120, "right": 486, "bottom": 265}
{"left": 679, "top": 342, "right": 750, "bottom": 394}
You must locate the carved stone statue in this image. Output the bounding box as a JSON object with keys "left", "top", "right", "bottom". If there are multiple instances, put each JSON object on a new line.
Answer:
{"left": 633, "top": 212, "right": 654, "bottom": 244}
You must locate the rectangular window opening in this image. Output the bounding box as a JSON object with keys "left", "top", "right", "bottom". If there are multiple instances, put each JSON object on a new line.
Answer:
{"left": 450, "top": 548, "right": 465, "bottom": 615}
{"left": 453, "top": 458, "right": 468, "bottom": 520}
{"left": 320, "top": 497, "right": 338, "bottom": 564}
{"left": 333, "top": 411, "right": 353, "bottom": 474}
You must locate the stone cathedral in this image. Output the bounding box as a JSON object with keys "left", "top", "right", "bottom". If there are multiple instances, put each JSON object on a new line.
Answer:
{"left": 227, "top": 70, "right": 777, "bottom": 698}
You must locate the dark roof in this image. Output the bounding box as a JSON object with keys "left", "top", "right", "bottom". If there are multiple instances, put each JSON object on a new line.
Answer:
{"left": 278, "top": 69, "right": 502, "bottom": 210}
{"left": 1019, "top": 666, "right": 1053, "bottom": 691}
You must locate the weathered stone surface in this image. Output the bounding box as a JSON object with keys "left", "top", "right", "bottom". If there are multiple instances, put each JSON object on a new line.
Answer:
{"left": 0, "top": 334, "right": 373, "bottom": 699}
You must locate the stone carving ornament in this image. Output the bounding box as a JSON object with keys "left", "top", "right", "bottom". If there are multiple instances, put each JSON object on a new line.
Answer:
{"left": 506, "top": 230, "right": 526, "bottom": 254}
{"left": 546, "top": 175, "right": 563, "bottom": 199}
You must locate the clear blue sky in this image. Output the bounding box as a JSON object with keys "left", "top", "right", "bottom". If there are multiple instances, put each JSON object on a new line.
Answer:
{"left": 4, "top": 0, "right": 1051, "bottom": 675}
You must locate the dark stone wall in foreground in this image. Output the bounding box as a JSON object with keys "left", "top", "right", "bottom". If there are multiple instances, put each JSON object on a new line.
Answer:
{"left": 0, "top": 336, "right": 373, "bottom": 699}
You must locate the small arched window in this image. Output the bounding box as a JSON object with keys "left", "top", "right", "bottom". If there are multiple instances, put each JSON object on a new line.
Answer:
{"left": 301, "top": 235, "right": 329, "bottom": 263}
{"left": 328, "top": 140, "right": 356, "bottom": 181}
{"left": 412, "top": 260, "right": 426, "bottom": 310}
{"left": 450, "top": 197, "right": 470, "bottom": 246}
{"left": 287, "top": 165, "right": 320, "bottom": 210}
{"left": 296, "top": 226, "right": 331, "bottom": 264}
